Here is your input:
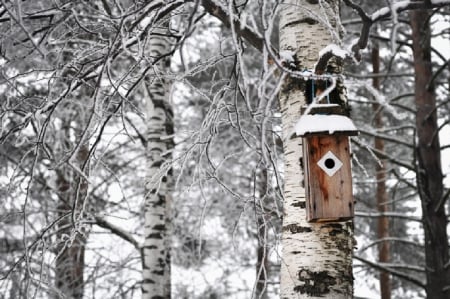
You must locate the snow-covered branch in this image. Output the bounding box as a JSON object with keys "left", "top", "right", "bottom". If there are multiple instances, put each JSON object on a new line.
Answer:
{"left": 343, "top": 0, "right": 450, "bottom": 60}
{"left": 201, "top": 0, "right": 269, "bottom": 54}
{"left": 94, "top": 216, "right": 141, "bottom": 252}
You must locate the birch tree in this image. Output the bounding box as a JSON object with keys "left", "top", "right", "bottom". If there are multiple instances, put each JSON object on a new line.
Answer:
{"left": 278, "top": 1, "right": 353, "bottom": 297}
{"left": 142, "top": 21, "right": 174, "bottom": 298}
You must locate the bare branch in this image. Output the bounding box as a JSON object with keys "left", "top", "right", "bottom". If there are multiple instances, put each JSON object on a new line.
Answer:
{"left": 94, "top": 216, "right": 141, "bottom": 252}
{"left": 352, "top": 138, "right": 414, "bottom": 170}
{"left": 359, "top": 128, "right": 413, "bottom": 148}
{"left": 355, "top": 255, "right": 425, "bottom": 288}
{"left": 201, "top": 0, "right": 268, "bottom": 53}
{"left": 356, "top": 211, "right": 421, "bottom": 222}
{"left": 358, "top": 237, "right": 423, "bottom": 253}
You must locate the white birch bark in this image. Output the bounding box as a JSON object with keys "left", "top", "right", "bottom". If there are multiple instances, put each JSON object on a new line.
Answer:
{"left": 278, "top": 1, "right": 353, "bottom": 298}
{"left": 142, "top": 24, "right": 173, "bottom": 299}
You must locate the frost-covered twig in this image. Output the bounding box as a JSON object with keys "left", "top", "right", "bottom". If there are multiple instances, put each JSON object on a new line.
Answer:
{"left": 343, "top": 0, "right": 450, "bottom": 60}
{"left": 352, "top": 137, "right": 413, "bottom": 170}
{"left": 0, "top": 0, "right": 47, "bottom": 57}
{"left": 364, "top": 83, "right": 408, "bottom": 120}
{"left": 201, "top": 0, "right": 270, "bottom": 53}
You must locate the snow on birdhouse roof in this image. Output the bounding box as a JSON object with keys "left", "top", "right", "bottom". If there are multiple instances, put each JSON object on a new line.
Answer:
{"left": 295, "top": 114, "right": 358, "bottom": 137}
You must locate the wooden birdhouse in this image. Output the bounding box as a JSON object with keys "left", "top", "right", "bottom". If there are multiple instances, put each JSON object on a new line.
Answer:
{"left": 295, "top": 105, "right": 358, "bottom": 222}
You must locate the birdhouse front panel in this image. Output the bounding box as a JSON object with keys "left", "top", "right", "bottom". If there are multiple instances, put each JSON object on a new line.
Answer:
{"left": 303, "top": 134, "right": 354, "bottom": 222}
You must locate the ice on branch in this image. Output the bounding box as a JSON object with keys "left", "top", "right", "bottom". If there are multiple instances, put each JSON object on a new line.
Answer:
{"left": 364, "top": 83, "right": 407, "bottom": 120}
{"left": 280, "top": 50, "right": 295, "bottom": 62}
{"left": 371, "top": 1, "right": 412, "bottom": 21}
{"left": 280, "top": 50, "right": 296, "bottom": 68}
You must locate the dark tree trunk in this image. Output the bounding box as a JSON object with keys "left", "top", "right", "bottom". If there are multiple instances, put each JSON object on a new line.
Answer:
{"left": 371, "top": 43, "right": 391, "bottom": 299}
{"left": 55, "top": 144, "right": 89, "bottom": 299}
{"left": 410, "top": 9, "right": 450, "bottom": 299}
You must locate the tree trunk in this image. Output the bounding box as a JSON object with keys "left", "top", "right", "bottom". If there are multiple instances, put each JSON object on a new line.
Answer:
{"left": 278, "top": 1, "right": 353, "bottom": 298}
{"left": 410, "top": 10, "right": 450, "bottom": 299}
{"left": 371, "top": 43, "right": 391, "bottom": 299}
{"left": 142, "top": 25, "right": 174, "bottom": 299}
{"left": 55, "top": 143, "right": 89, "bottom": 299}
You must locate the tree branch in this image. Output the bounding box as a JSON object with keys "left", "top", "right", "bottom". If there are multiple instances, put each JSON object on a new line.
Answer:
{"left": 201, "top": 0, "right": 268, "bottom": 53}
{"left": 354, "top": 255, "right": 425, "bottom": 288}
{"left": 352, "top": 138, "right": 414, "bottom": 170}
{"left": 359, "top": 128, "right": 413, "bottom": 148}
{"left": 356, "top": 211, "right": 421, "bottom": 222}
{"left": 358, "top": 237, "right": 423, "bottom": 253}
{"left": 94, "top": 216, "right": 141, "bottom": 252}
{"left": 343, "top": 0, "right": 450, "bottom": 60}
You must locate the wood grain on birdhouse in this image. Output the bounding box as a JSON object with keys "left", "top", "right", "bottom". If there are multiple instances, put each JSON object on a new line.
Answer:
{"left": 303, "top": 134, "right": 354, "bottom": 222}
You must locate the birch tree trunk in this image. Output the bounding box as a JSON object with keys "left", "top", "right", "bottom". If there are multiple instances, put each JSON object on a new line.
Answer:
{"left": 410, "top": 10, "right": 450, "bottom": 299}
{"left": 278, "top": 1, "right": 353, "bottom": 298}
{"left": 142, "top": 24, "right": 174, "bottom": 299}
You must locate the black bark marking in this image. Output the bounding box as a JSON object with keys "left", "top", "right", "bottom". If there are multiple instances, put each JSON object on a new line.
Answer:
{"left": 152, "top": 224, "right": 165, "bottom": 231}
{"left": 292, "top": 201, "right": 306, "bottom": 209}
{"left": 152, "top": 270, "right": 164, "bottom": 276}
{"left": 151, "top": 160, "right": 163, "bottom": 168}
{"left": 284, "top": 224, "right": 312, "bottom": 234}
{"left": 294, "top": 270, "right": 336, "bottom": 296}
{"left": 322, "top": 222, "right": 354, "bottom": 254}
{"left": 147, "top": 232, "right": 163, "bottom": 239}
{"left": 301, "top": 17, "right": 319, "bottom": 25}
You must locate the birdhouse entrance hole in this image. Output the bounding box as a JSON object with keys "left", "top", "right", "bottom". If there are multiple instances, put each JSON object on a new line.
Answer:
{"left": 324, "top": 159, "right": 335, "bottom": 168}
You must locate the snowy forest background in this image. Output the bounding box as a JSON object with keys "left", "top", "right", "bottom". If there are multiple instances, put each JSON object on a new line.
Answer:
{"left": 0, "top": 0, "right": 449, "bottom": 298}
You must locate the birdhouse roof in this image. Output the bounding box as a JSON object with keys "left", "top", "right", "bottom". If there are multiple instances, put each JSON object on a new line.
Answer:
{"left": 295, "top": 114, "right": 358, "bottom": 137}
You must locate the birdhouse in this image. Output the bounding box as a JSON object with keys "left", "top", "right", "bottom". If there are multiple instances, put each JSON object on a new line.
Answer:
{"left": 295, "top": 105, "right": 358, "bottom": 222}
